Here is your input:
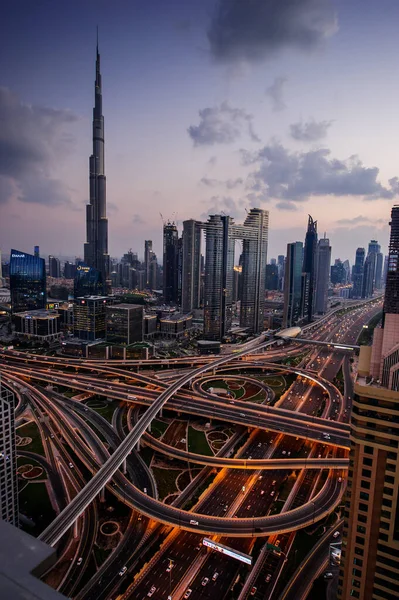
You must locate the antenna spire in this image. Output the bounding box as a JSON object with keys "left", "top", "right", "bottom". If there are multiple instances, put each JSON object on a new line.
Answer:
{"left": 96, "top": 25, "right": 99, "bottom": 54}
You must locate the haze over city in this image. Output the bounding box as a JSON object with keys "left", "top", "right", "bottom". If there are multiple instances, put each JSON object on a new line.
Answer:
{"left": 1, "top": 0, "right": 398, "bottom": 260}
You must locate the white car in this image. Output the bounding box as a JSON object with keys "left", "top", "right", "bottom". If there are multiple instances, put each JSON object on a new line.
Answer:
{"left": 77, "top": 557, "right": 83, "bottom": 566}
{"left": 212, "top": 572, "right": 219, "bottom": 581}
{"left": 202, "top": 577, "right": 209, "bottom": 586}
{"left": 119, "top": 566, "right": 127, "bottom": 576}
{"left": 147, "top": 586, "right": 156, "bottom": 597}
{"left": 333, "top": 531, "right": 340, "bottom": 538}
{"left": 184, "top": 590, "right": 192, "bottom": 599}
{"left": 190, "top": 519, "right": 199, "bottom": 525}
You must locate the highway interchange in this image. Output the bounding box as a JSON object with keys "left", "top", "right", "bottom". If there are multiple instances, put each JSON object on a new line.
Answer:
{"left": 1, "top": 297, "right": 382, "bottom": 599}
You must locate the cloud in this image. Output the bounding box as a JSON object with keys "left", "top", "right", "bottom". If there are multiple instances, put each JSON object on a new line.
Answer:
{"left": 200, "top": 176, "right": 243, "bottom": 189}
{"left": 188, "top": 102, "right": 260, "bottom": 146}
{"left": 290, "top": 118, "right": 333, "bottom": 141}
{"left": 201, "top": 195, "right": 247, "bottom": 220}
{"left": 336, "top": 215, "right": 386, "bottom": 226}
{"left": 208, "top": 0, "right": 338, "bottom": 64}
{"left": 207, "top": 156, "right": 217, "bottom": 168}
{"left": 275, "top": 201, "right": 298, "bottom": 211}
{"left": 0, "top": 87, "right": 78, "bottom": 206}
{"left": 133, "top": 214, "right": 145, "bottom": 225}
{"left": 266, "top": 78, "right": 287, "bottom": 112}
{"left": 241, "top": 142, "right": 399, "bottom": 202}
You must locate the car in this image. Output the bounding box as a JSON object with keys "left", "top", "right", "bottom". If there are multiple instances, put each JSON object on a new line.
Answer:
{"left": 333, "top": 531, "right": 340, "bottom": 538}
{"left": 77, "top": 557, "right": 83, "bottom": 566}
{"left": 119, "top": 566, "right": 127, "bottom": 576}
{"left": 147, "top": 586, "right": 156, "bottom": 596}
{"left": 184, "top": 590, "right": 192, "bottom": 599}
{"left": 270, "top": 491, "right": 275, "bottom": 497}
{"left": 250, "top": 587, "right": 257, "bottom": 595}
{"left": 338, "top": 477, "right": 342, "bottom": 482}
{"left": 265, "top": 573, "right": 272, "bottom": 582}
{"left": 190, "top": 519, "right": 199, "bottom": 525}
{"left": 212, "top": 572, "right": 219, "bottom": 581}
{"left": 143, "top": 488, "right": 147, "bottom": 494}
{"left": 247, "top": 505, "right": 251, "bottom": 510}
{"left": 202, "top": 577, "right": 209, "bottom": 586}
{"left": 275, "top": 539, "right": 281, "bottom": 547}
{"left": 258, "top": 443, "right": 262, "bottom": 447}
{"left": 324, "top": 572, "right": 333, "bottom": 579}
{"left": 195, "top": 545, "right": 201, "bottom": 551}
{"left": 69, "top": 462, "right": 74, "bottom": 468}
{"left": 138, "top": 515, "right": 142, "bottom": 521}
{"left": 166, "top": 563, "right": 174, "bottom": 572}
{"left": 272, "top": 480, "right": 276, "bottom": 485}
{"left": 240, "top": 413, "right": 245, "bottom": 417}
{"left": 282, "top": 451, "right": 287, "bottom": 455}
{"left": 287, "top": 451, "right": 291, "bottom": 456}
{"left": 260, "top": 490, "right": 265, "bottom": 495}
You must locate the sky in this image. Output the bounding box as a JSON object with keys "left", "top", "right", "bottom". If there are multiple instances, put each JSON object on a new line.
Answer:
{"left": 1, "top": 0, "right": 399, "bottom": 264}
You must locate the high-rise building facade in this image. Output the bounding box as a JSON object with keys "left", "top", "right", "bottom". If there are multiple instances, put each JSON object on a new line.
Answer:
{"left": 301, "top": 215, "right": 318, "bottom": 323}
{"left": 63, "top": 261, "right": 76, "bottom": 279}
{"left": 339, "top": 206, "right": 399, "bottom": 600}
{"left": 238, "top": 208, "right": 269, "bottom": 334}
{"left": 74, "top": 262, "right": 104, "bottom": 298}
{"left": 265, "top": 264, "right": 279, "bottom": 290}
{"left": 10, "top": 248, "right": 46, "bottom": 313}
{"left": 106, "top": 304, "right": 143, "bottom": 345}
{"left": 283, "top": 241, "right": 303, "bottom": 327}
{"left": 144, "top": 240, "right": 153, "bottom": 288}
{"left": 0, "top": 382, "right": 18, "bottom": 526}
{"left": 362, "top": 240, "right": 380, "bottom": 298}
{"left": 352, "top": 248, "right": 365, "bottom": 298}
{"left": 375, "top": 252, "right": 384, "bottom": 290}
{"left": 73, "top": 296, "right": 112, "bottom": 341}
{"left": 203, "top": 215, "right": 235, "bottom": 340}
{"left": 182, "top": 219, "right": 202, "bottom": 313}
{"left": 48, "top": 255, "right": 61, "bottom": 278}
{"left": 163, "top": 222, "right": 179, "bottom": 303}
{"left": 84, "top": 39, "right": 110, "bottom": 290}
{"left": 315, "top": 237, "right": 331, "bottom": 314}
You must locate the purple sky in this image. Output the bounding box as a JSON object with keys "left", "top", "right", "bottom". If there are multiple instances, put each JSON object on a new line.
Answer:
{"left": 1, "top": 0, "right": 398, "bottom": 264}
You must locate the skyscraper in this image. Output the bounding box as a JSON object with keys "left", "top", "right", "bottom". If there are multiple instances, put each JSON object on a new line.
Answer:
{"left": 375, "top": 251, "right": 384, "bottom": 290}
{"left": 237, "top": 208, "right": 269, "bottom": 334}
{"left": 48, "top": 255, "right": 61, "bottom": 278}
{"left": 315, "top": 236, "right": 331, "bottom": 314}
{"left": 144, "top": 240, "right": 153, "bottom": 288}
{"left": 283, "top": 242, "right": 303, "bottom": 327}
{"left": 339, "top": 206, "right": 399, "bottom": 600}
{"left": 301, "top": 215, "right": 318, "bottom": 323}
{"left": 182, "top": 219, "right": 202, "bottom": 313}
{"left": 10, "top": 248, "right": 46, "bottom": 313}
{"left": 84, "top": 36, "right": 110, "bottom": 290}
{"left": 203, "top": 215, "right": 235, "bottom": 340}
{"left": 362, "top": 241, "right": 380, "bottom": 298}
{"left": 0, "top": 382, "right": 18, "bottom": 526}
{"left": 163, "top": 222, "right": 179, "bottom": 303}
{"left": 74, "top": 262, "right": 104, "bottom": 298}
{"left": 352, "top": 248, "right": 365, "bottom": 298}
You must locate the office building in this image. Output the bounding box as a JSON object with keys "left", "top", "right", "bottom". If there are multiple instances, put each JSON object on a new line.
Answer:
{"left": 182, "top": 219, "right": 202, "bottom": 313}
{"left": 84, "top": 38, "right": 110, "bottom": 290}
{"left": 352, "top": 248, "right": 365, "bottom": 298}
{"left": 375, "top": 252, "right": 384, "bottom": 290}
{"left": 232, "top": 265, "right": 242, "bottom": 302}
{"left": 149, "top": 255, "right": 158, "bottom": 291}
{"left": 277, "top": 254, "right": 285, "bottom": 291}
{"left": 203, "top": 215, "right": 235, "bottom": 340}
{"left": 283, "top": 241, "right": 303, "bottom": 327}
{"left": 74, "top": 262, "right": 104, "bottom": 298}
{"left": 106, "top": 304, "right": 143, "bottom": 344}
{"left": 339, "top": 206, "right": 399, "bottom": 600}
{"left": 331, "top": 259, "right": 347, "bottom": 285}
{"left": 315, "top": 236, "right": 331, "bottom": 314}
{"left": 48, "top": 256, "right": 61, "bottom": 278}
{"left": 159, "top": 314, "right": 193, "bottom": 338}
{"left": 144, "top": 240, "right": 153, "bottom": 288}
{"left": 163, "top": 222, "right": 179, "bottom": 303}
{"left": 239, "top": 208, "right": 269, "bottom": 333}
{"left": 73, "top": 296, "right": 112, "bottom": 341}
{"left": 265, "top": 264, "right": 279, "bottom": 290}
{"left": 10, "top": 248, "right": 46, "bottom": 313}
{"left": 0, "top": 382, "right": 18, "bottom": 526}
{"left": 301, "top": 215, "right": 318, "bottom": 323}
{"left": 144, "top": 314, "right": 157, "bottom": 339}
{"left": 13, "top": 309, "right": 61, "bottom": 342}
{"left": 63, "top": 261, "right": 76, "bottom": 279}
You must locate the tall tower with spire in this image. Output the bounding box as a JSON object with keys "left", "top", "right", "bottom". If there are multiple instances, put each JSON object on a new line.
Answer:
{"left": 84, "top": 31, "right": 110, "bottom": 290}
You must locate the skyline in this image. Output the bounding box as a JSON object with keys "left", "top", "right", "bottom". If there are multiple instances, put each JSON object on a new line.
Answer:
{"left": 1, "top": 0, "right": 398, "bottom": 261}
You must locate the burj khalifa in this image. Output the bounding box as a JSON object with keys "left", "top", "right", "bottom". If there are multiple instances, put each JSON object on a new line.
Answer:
{"left": 84, "top": 36, "right": 110, "bottom": 289}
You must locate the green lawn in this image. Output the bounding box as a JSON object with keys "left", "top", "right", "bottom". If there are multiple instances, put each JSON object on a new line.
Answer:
{"left": 187, "top": 426, "right": 213, "bottom": 456}
{"left": 17, "top": 455, "right": 47, "bottom": 477}
{"left": 151, "top": 419, "right": 169, "bottom": 438}
{"left": 16, "top": 421, "right": 45, "bottom": 456}
{"left": 152, "top": 467, "right": 179, "bottom": 500}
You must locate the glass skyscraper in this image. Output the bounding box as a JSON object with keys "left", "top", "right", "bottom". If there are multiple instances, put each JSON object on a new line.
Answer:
{"left": 9, "top": 248, "right": 46, "bottom": 313}
{"left": 74, "top": 262, "right": 104, "bottom": 298}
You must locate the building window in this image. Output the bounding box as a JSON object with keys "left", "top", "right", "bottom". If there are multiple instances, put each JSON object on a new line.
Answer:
{"left": 382, "top": 498, "right": 392, "bottom": 508}
{"left": 363, "top": 457, "right": 373, "bottom": 466}
{"left": 381, "top": 510, "right": 391, "bottom": 519}
{"left": 360, "top": 492, "right": 369, "bottom": 501}
{"left": 364, "top": 446, "right": 374, "bottom": 454}
{"left": 379, "top": 533, "right": 389, "bottom": 542}
{"left": 355, "top": 536, "right": 365, "bottom": 545}
{"left": 383, "top": 487, "right": 393, "bottom": 496}
{"left": 355, "top": 547, "right": 364, "bottom": 556}
{"left": 357, "top": 525, "right": 366, "bottom": 534}
{"left": 361, "top": 481, "right": 371, "bottom": 490}
{"left": 358, "top": 503, "right": 368, "bottom": 512}
{"left": 361, "top": 468, "right": 372, "bottom": 478}
{"left": 358, "top": 514, "right": 367, "bottom": 523}
{"left": 354, "top": 558, "right": 363, "bottom": 566}
{"left": 385, "top": 475, "right": 395, "bottom": 484}
{"left": 350, "top": 590, "right": 360, "bottom": 598}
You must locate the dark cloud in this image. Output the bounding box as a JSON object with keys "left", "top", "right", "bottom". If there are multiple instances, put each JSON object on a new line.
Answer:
{"left": 336, "top": 215, "right": 386, "bottom": 226}
{"left": 275, "top": 201, "right": 298, "bottom": 211}
{"left": 0, "top": 87, "right": 78, "bottom": 206}
{"left": 133, "top": 214, "right": 145, "bottom": 225}
{"left": 266, "top": 78, "right": 287, "bottom": 112}
{"left": 208, "top": 0, "right": 338, "bottom": 63}
{"left": 290, "top": 118, "right": 333, "bottom": 141}
{"left": 188, "top": 102, "right": 260, "bottom": 146}
{"left": 200, "top": 176, "right": 243, "bottom": 189}
{"left": 241, "top": 142, "right": 399, "bottom": 202}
